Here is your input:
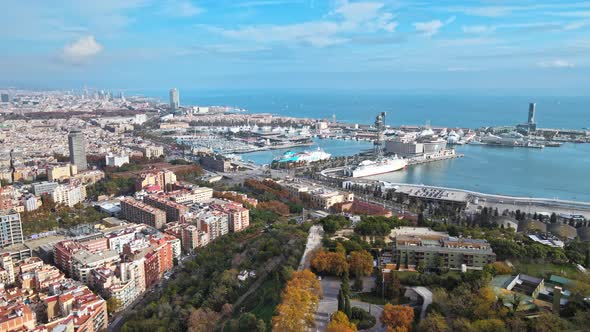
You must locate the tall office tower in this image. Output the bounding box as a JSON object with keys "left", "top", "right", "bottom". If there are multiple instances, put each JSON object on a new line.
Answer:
{"left": 68, "top": 130, "right": 88, "bottom": 171}
{"left": 169, "top": 88, "right": 180, "bottom": 110}
{"left": 0, "top": 210, "right": 24, "bottom": 248}
{"left": 0, "top": 93, "right": 9, "bottom": 103}
{"left": 528, "top": 103, "right": 536, "bottom": 124}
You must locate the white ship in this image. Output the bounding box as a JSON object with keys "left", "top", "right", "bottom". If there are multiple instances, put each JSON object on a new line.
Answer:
{"left": 344, "top": 156, "right": 407, "bottom": 178}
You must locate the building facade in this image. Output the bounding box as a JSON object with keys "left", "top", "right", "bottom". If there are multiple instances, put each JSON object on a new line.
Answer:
{"left": 120, "top": 198, "right": 166, "bottom": 229}
{"left": 68, "top": 130, "right": 88, "bottom": 171}
{"left": 0, "top": 210, "right": 24, "bottom": 249}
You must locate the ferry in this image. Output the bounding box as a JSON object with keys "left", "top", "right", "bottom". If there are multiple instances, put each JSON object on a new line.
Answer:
{"left": 344, "top": 155, "right": 407, "bottom": 178}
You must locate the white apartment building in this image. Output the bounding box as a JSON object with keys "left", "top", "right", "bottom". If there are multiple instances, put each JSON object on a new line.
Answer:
{"left": 105, "top": 153, "right": 130, "bottom": 167}
{"left": 52, "top": 184, "right": 87, "bottom": 207}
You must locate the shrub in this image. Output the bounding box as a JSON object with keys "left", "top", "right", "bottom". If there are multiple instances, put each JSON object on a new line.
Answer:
{"left": 351, "top": 307, "right": 376, "bottom": 330}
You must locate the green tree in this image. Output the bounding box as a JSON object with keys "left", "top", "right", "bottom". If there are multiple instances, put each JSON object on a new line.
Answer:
{"left": 418, "top": 312, "right": 449, "bottom": 332}
{"left": 107, "top": 297, "right": 122, "bottom": 313}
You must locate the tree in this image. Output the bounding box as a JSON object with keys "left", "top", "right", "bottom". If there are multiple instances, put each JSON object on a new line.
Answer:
{"left": 344, "top": 296, "right": 352, "bottom": 318}
{"left": 338, "top": 288, "right": 346, "bottom": 312}
{"left": 387, "top": 272, "right": 402, "bottom": 299}
{"left": 473, "top": 287, "right": 500, "bottom": 319}
{"left": 188, "top": 308, "right": 221, "bottom": 332}
{"left": 471, "top": 319, "right": 505, "bottom": 332}
{"left": 529, "top": 312, "right": 564, "bottom": 332}
{"left": 311, "top": 250, "right": 349, "bottom": 276}
{"left": 327, "top": 311, "right": 357, "bottom": 332}
{"left": 106, "top": 297, "right": 122, "bottom": 313}
{"left": 417, "top": 312, "right": 448, "bottom": 332}
{"left": 238, "top": 313, "right": 266, "bottom": 332}
{"left": 550, "top": 212, "right": 558, "bottom": 224}
{"left": 380, "top": 304, "right": 414, "bottom": 332}
{"left": 273, "top": 270, "right": 322, "bottom": 332}
{"left": 349, "top": 250, "right": 373, "bottom": 278}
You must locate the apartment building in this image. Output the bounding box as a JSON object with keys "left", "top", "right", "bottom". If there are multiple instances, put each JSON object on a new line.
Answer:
{"left": 105, "top": 153, "right": 130, "bottom": 167}
{"left": 47, "top": 163, "right": 78, "bottom": 181}
{"left": 213, "top": 202, "right": 250, "bottom": 233}
{"left": 168, "top": 187, "right": 213, "bottom": 204}
{"left": 0, "top": 210, "right": 24, "bottom": 249}
{"left": 0, "top": 303, "right": 36, "bottom": 331}
{"left": 32, "top": 181, "right": 59, "bottom": 196}
{"left": 195, "top": 209, "right": 229, "bottom": 241}
{"left": 392, "top": 227, "right": 496, "bottom": 271}
{"left": 281, "top": 180, "right": 354, "bottom": 209}
{"left": 141, "top": 146, "right": 164, "bottom": 159}
{"left": 165, "top": 222, "right": 210, "bottom": 253}
{"left": 120, "top": 198, "right": 166, "bottom": 229}
{"left": 135, "top": 169, "right": 176, "bottom": 192}
{"left": 52, "top": 184, "right": 87, "bottom": 207}
{"left": 144, "top": 194, "right": 188, "bottom": 223}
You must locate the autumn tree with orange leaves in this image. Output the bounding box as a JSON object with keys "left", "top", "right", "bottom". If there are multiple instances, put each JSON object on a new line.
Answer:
{"left": 380, "top": 304, "right": 414, "bottom": 332}
{"left": 311, "top": 250, "right": 349, "bottom": 276}
{"left": 327, "top": 311, "right": 358, "bottom": 332}
{"left": 272, "top": 270, "right": 322, "bottom": 332}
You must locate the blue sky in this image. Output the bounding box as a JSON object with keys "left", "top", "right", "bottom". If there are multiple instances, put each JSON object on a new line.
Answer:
{"left": 1, "top": 0, "right": 590, "bottom": 93}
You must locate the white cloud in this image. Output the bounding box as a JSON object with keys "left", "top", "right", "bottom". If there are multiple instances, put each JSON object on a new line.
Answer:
{"left": 414, "top": 16, "right": 455, "bottom": 37}
{"left": 549, "top": 10, "right": 590, "bottom": 18}
{"left": 334, "top": 2, "right": 384, "bottom": 23}
{"left": 61, "top": 36, "right": 103, "bottom": 64}
{"left": 236, "top": 0, "right": 305, "bottom": 7}
{"left": 160, "top": 0, "right": 203, "bottom": 17}
{"left": 462, "top": 25, "right": 495, "bottom": 34}
{"left": 538, "top": 59, "right": 575, "bottom": 68}
{"left": 564, "top": 20, "right": 590, "bottom": 30}
{"left": 215, "top": 1, "right": 397, "bottom": 47}
{"left": 456, "top": 6, "right": 515, "bottom": 17}
{"left": 414, "top": 20, "right": 443, "bottom": 37}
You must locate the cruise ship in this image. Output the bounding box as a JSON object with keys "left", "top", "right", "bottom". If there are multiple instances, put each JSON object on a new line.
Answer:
{"left": 274, "top": 148, "right": 331, "bottom": 163}
{"left": 344, "top": 156, "right": 407, "bottom": 178}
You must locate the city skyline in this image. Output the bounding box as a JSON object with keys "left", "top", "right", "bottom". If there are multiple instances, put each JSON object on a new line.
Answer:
{"left": 1, "top": 0, "right": 590, "bottom": 93}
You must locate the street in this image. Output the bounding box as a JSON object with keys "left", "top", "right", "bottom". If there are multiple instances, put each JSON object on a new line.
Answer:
{"left": 314, "top": 277, "right": 386, "bottom": 332}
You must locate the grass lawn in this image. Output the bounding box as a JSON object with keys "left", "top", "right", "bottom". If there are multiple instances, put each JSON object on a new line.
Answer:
{"left": 235, "top": 277, "right": 283, "bottom": 329}
{"left": 513, "top": 261, "right": 579, "bottom": 279}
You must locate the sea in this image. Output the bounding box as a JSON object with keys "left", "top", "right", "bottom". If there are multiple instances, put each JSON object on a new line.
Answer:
{"left": 136, "top": 89, "right": 590, "bottom": 202}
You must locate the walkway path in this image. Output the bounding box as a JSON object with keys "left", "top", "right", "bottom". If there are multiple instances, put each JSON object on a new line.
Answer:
{"left": 314, "top": 277, "right": 385, "bottom": 332}
{"left": 298, "top": 225, "right": 324, "bottom": 271}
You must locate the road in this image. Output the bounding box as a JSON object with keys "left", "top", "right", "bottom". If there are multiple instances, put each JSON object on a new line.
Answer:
{"left": 410, "top": 286, "right": 432, "bottom": 320}
{"left": 314, "top": 277, "right": 385, "bottom": 332}
{"left": 299, "top": 225, "right": 324, "bottom": 271}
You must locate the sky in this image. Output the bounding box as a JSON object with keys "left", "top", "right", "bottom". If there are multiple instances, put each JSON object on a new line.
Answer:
{"left": 1, "top": 0, "right": 590, "bottom": 93}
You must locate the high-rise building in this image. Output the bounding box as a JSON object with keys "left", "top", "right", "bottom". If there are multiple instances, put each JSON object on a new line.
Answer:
{"left": 0, "top": 210, "right": 24, "bottom": 248}
{"left": 0, "top": 93, "right": 9, "bottom": 103}
{"left": 68, "top": 130, "right": 87, "bottom": 171}
{"left": 169, "top": 88, "right": 180, "bottom": 110}
{"left": 528, "top": 102, "right": 536, "bottom": 124}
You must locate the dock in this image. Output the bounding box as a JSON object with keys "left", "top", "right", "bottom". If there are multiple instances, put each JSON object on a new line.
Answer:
{"left": 406, "top": 153, "right": 464, "bottom": 165}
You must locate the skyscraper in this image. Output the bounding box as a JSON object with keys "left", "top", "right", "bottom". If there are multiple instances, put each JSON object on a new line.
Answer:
{"left": 169, "top": 88, "right": 180, "bottom": 110}
{"left": 0, "top": 93, "right": 9, "bottom": 103}
{"left": 68, "top": 130, "right": 87, "bottom": 171}
{"left": 528, "top": 103, "right": 536, "bottom": 124}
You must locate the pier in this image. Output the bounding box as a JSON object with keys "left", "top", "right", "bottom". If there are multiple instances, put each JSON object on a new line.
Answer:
{"left": 406, "top": 153, "right": 464, "bottom": 165}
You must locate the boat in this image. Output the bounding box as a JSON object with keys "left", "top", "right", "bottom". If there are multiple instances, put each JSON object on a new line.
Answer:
{"left": 344, "top": 155, "right": 407, "bottom": 178}
{"left": 274, "top": 148, "right": 331, "bottom": 163}
{"left": 545, "top": 141, "right": 562, "bottom": 147}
